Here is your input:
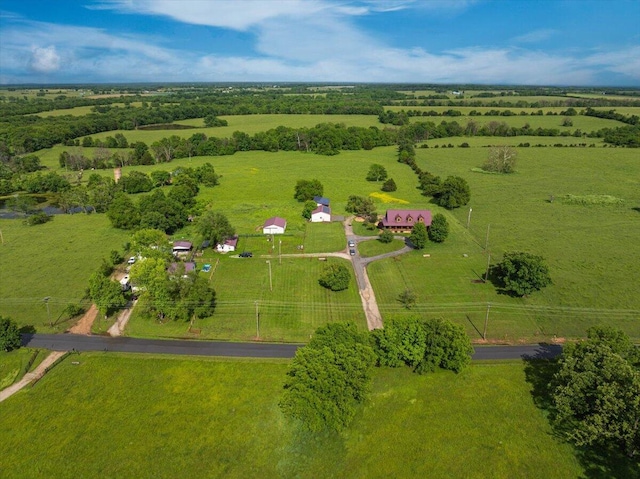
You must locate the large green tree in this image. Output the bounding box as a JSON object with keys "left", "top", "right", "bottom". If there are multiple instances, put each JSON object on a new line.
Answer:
{"left": 483, "top": 145, "right": 517, "bottom": 173}
{"left": 493, "top": 251, "right": 552, "bottom": 296}
{"left": 409, "top": 222, "right": 428, "bottom": 249}
{"left": 433, "top": 176, "right": 470, "bottom": 209}
{"left": 371, "top": 317, "right": 473, "bottom": 374}
{"left": 88, "top": 272, "right": 127, "bottom": 317}
{"left": 345, "top": 195, "right": 376, "bottom": 218}
{"left": 294, "top": 179, "right": 324, "bottom": 202}
{"left": 0, "top": 316, "right": 21, "bottom": 351}
{"left": 106, "top": 193, "right": 140, "bottom": 230}
{"left": 195, "top": 210, "right": 235, "bottom": 247}
{"left": 279, "top": 322, "right": 375, "bottom": 432}
{"left": 318, "top": 263, "right": 351, "bottom": 291}
{"left": 552, "top": 327, "right": 640, "bottom": 458}
{"left": 366, "top": 163, "right": 388, "bottom": 182}
{"left": 428, "top": 213, "right": 449, "bottom": 243}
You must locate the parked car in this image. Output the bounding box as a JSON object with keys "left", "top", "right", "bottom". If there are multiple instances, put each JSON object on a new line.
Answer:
{"left": 349, "top": 249, "right": 356, "bottom": 256}
{"left": 127, "top": 256, "right": 136, "bottom": 265}
{"left": 239, "top": 251, "right": 253, "bottom": 258}
{"left": 348, "top": 240, "right": 355, "bottom": 247}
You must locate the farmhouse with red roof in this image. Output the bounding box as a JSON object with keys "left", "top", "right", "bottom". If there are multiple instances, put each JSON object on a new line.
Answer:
{"left": 380, "top": 209, "right": 431, "bottom": 233}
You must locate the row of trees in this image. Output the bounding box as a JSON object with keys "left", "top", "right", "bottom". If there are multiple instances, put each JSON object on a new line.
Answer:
{"left": 280, "top": 319, "right": 473, "bottom": 431}
{"left": 551, "top": 327, "right": 640, "bottom": 459}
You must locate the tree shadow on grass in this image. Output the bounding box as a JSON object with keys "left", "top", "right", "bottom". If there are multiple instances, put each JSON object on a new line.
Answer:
{"left": 522, "top": 356, "right": 640, "bottom": 479}
{"left": 465, "top": 314, "right": 483, "bottom": 339}
{"left": 276, "top": 425, "right": 346, "bottom": 479}
{"left": 632, "top": 207, "right": 640, "bottom": 214}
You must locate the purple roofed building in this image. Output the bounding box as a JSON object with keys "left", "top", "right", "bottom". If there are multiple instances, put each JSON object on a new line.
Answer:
{"left": 263, "top": 217, "right": 287, "bottom": 235}
{"left": 380, "top": 209, "right": 431, "bottom": 233}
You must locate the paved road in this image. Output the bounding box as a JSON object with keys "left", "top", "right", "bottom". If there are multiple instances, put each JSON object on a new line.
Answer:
{"left": 22, "top": 334, "right": 301, "bottom": 358}
{"left": 22, "top": 334, "right": 562, "bottom": 360}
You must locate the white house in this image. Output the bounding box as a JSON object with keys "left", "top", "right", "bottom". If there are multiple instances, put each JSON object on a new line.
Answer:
{"left": 310, "top": 205, "right": 331, "bottom": 223}
{"left": 216, "top": 236, "right": 238, "bottom": 253}
{"left": 263, "top": 217, "right": 287, "bottom": 235}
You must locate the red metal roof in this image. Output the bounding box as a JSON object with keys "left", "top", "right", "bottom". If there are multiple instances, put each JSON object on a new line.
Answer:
{"left": 381, "top": 209, "right": 431, "bottom": 228}
{"left": 263, "top": 217, "right": 287, "bottom": 228}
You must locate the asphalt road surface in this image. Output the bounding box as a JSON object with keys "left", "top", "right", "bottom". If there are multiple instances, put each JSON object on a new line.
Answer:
{"left": 23, "top": 334, "right": 562, "bottom": 360}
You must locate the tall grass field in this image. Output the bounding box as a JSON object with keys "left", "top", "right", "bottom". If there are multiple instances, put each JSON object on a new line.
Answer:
{"left": 0, "top": 354, "right": 591, "bottom": 479}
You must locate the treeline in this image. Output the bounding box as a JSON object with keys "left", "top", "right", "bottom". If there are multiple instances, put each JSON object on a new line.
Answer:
{"left": 57, "top": 123, "right": 397, "bottom": 171}
{"left": 0, "top": 93, "right": 385, "bottom": 153}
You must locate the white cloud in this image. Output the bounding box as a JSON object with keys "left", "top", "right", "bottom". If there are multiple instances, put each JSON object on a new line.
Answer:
{"left": 97, "top": 0, "right": 326, "bottom": 30}
{"left": 512, "top": 29, "right": 557, "bottom": 44}
{"left": 583, "top": 47, "right": 640, "bottom": 79}
{"left": 28, "top": 45, "right": 61, "bottom": 73}
{"left": 0, "top": 4, "right": 638, "bottom": 85}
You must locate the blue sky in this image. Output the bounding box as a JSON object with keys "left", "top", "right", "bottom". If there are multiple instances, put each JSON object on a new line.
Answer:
{"left": 1, "top": 0, "right": 639, "bottom": 85}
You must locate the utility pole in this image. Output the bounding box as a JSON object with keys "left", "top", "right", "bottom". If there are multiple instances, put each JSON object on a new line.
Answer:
{"left": 483, "top": 302, "right": 491, "bottom": 340}
{"left": 484, "top": 251, "right": 491, "bottom": 283}
{"left": 44, "top": 296, "right": 51, "bottom": 327}
{"left": 466, "top": 208, "right": 472, "bottom": 229}
{"left": 266, "top": 260, "right": 272, "bottom": 291}
{"left": 485, "top": 223, "right": 490, "bottom": 250}
{"left": 279, "top": 240, "right": 282, "bottom": 265}
{"left": 255, "top": 300, "right": 260, "bottom": 339}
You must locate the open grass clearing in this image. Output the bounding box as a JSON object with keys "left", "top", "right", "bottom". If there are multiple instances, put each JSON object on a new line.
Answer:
{"left": 126, "top": 256, "right": 365, "bottom": 342}
{"left": 357, "top": 238, "right": 405, "bottom": 257}
{"left": 0, "top": 214, "right": 130, "bottom": 331}
{"left": 84, "top": 114, "right": 382, "bottom": 145}
{"left": 0, "top": 354, "right": 588, "bottom": 478}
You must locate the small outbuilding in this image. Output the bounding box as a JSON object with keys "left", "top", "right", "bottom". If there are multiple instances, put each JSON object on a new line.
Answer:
{"left": 313, "top": 196, "right": 330, "bottom": 207}
{"left": 172, "top": 241, "right": 193, "bottom": 256}
{"left": 311, "top": 205, "right": 331, "bottom": 223}
{"left": 263, "top": 217, "right": 287, "bottom": 235}
{"left": 216, "top": 236, "right": 238, "bottom": 253}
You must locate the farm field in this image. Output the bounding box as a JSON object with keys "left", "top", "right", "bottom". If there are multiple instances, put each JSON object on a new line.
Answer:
{"left": 385, "top": 106, "right": 626, "bottom": 131}
{"left": 0, "top": 354, "right": 592, "bottom": 479}
{"left": 5, "top": 139, "right": 640, "bottom": 341}
{"left": 84, "top": 113, "right": 382, "bottom": 144}
{"left": 0, "top": 214, "right": 130, "bottom": 331}
{"left": 368, "top": 147, "right": 640, "bottom": 341}
{"left": 126, "top": 256, "right": 365, "bottom": 342}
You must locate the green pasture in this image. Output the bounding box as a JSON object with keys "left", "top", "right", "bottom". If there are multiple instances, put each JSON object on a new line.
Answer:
{"left": 0, "top": 214, "right": 129, "bottom": 330}
{"left": 367, "top": 147, "right": 640, "bottom": 341}
{"left": 0, "top": 348, "right": 44, "bottom": 390}
{"left": 35, "top": 102, "right": 140, "bottom": 117}
{"left": 357, "top": 238, "right": 405, "bottom": 257}
{"left": 1, "top": 354, "right": 591, "bottom": 479}
{"left": 109, "top": 147, "right": 425, "bottom": 234}
{"left": 126, "top": 256, "right": 365, "bottom": 342}
{"left": 85, "top": 114, "right": 382, "bottom": 144}
{"left": 423, "top": 136, "right": 603, "bottom": 147}
{"left": 385, "top": 106, "right": 627, "bottom": 131}
{"left": 590, "top": 105, "right": 640, "bottom": 116}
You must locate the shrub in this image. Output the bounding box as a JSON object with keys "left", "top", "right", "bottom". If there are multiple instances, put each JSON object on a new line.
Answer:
{"left": 0, "top": 316, "right": 21, "bottom": 351}
{"left": 23, "top": 212, "right": 52, "bottom": 226}
{"left": 319, "top": 263, "right": 350, "bottom": 291}
{"left": 379, "top": 229, "right": 394, "bottom": 244}
{"left": 428, "top": 213, "right": 449, "bottom": 243}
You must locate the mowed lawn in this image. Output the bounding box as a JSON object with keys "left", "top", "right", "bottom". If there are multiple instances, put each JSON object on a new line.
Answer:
{"left": 368, "top": 147, "right": 640, "bottom": 341}
{"left": 126, "top": 257, "right": 365, "bottom": 342}
{"left": 1, "top": 354, "right": 585, "bottom": 479}
{"left": 0, "top": 215, "right": 130, "bottom": 330}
